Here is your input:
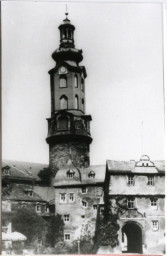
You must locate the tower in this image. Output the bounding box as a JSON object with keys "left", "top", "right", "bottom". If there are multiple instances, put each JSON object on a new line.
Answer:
{"left": 46, "top": 13, "right": 92, "bottom": 175}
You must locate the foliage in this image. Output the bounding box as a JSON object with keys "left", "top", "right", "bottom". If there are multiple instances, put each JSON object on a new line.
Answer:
{"left": 95, "top": 213, "right": 120, "bottom": 248}
{"left": 94, "top": 198, "right": 128, "bottom": 250}
{"left": 45, "top": 214, "right": 64, "bottom": 247}
{"left": 68, "top": 239, "right": 95, "bottom": 254}
{"left": 12, "top": 207, "right": 48, "bottom": 244}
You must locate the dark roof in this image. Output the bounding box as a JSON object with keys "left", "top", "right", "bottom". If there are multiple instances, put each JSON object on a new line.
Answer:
{"left": 54, "top": 160, "right": 105, "bottom": 187}
{"left": 2, "top": 184, "right": 45, "bottom": 202}
{"left": 107, "top": 158, "right": 165, "bottom": 174}
{"left": 33, "top": 186, "right": 55, "bottom": 203}
{"left": 2, "top": 160, "right": 48, "bottom": 181}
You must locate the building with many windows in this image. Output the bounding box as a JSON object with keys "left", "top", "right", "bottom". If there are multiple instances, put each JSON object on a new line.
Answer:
{"left": 2, "top": 12, "right": 165, "bottom": 255}
{"left": 104, "top": 155, "right": 165, "bottom": 254}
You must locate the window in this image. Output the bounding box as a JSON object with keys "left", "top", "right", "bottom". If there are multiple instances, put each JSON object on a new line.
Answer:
{"left": 74, "top": 75, "right": 78, "bottom": 88}
{"left": 152, "top": 220, "right": 159, "bottom": 231}
{"left": 81, "top": 187, "right": 87, "bottom": 194}
{"left": 147, "top": 176, "right": 154, "bottom": 186}
{"left": 64, "top": 214, "right": 70, "bottom": 222}
{"left": 88, "top": 171, "right": 95, "bottom": 178}
{"left": 81, "top": 200, "right": 87, "bottom": 208}
{"left": 60, "top": 76, "right": 67, "bottom": 88}
{"left": 81, "top": 215, "right": 85, "bottom": 219}
{"left": 4, "top": 169, "right": 10, "bottom": 175}
{"left": 127, "top": 175, "right": 134, "bottom": 185}
{"left": 36, "top": 205, "right": 41, "bottom": 212}
{"left": 151, "top": 199, "right": 158, "bottom": 210}
{"left": 60, "top": 193, "right": 67, "bottom": 203}
{"left": 93, "top": 204, "right": 97, "bottom": 210}
{"left": 28, "top": 191, "right": 33, "bottom": 197}
{"left": 81, "top": 78, "right": 84, "bottom": 91}
{"left": 60, "top": 95, "right": 68, "bottom": 109}
{"left": 127, "top": 198, "right": 135, "bottom": 209}
{"left": 64, "top": 234, "right": 71, "bottom": 241}
{"left": 69, "top": 193, "right": 75, "bottom": 203}
{"left": 75, "top": 95, "right": 79, "bottom": 109}
{"left": 46, "top": 206, "right": 49, "bottom": 213}
{"left": 81, "top": 99, "right": 84, "bottom": 112}
{"left": 67, "top": 169, "right": 75, "bottom": 178}
{"left": 57, "top": 116, "right": 69, "bottom": 130}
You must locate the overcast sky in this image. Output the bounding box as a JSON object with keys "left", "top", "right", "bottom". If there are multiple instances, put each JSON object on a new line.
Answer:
{"left": 2, "top": 1, "right": 165, "bottom": 165}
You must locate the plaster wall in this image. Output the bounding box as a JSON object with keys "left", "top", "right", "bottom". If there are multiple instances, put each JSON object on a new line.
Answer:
{"left": 109, "top": 174, "right": 164, "bottom": 195}
{"left": 53, "top": 71, "right": 85, "bottom": 113}
{"left": 55, "top": 186, "right": 103, "bottom": 242}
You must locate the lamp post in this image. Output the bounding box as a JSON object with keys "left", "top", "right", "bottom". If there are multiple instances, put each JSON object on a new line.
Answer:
{"left": 77, "top": 240, "right": 80, "bottom": 254}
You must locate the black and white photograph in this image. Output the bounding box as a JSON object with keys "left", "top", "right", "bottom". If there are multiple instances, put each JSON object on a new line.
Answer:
{"left": 2, "top": 0, "right": 165, "bottom": 255}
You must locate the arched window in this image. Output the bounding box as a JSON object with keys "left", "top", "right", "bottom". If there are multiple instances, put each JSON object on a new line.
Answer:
{"left": 60, "top": 95, "right": 68, "bottom": 109}
{"left": 81, "top": 78, "right": 84, "bottom": 91}
{"left": 74, "top": 75, "right": 78, "bottom": 88}
{"left": 60, "top": 76, "right": 67, "bottom": 88}
{"left": 75, "top": 95, "right": 79, "bottom": 109}
{"left": 57, "top": 116, "right": 69, "bottom": 130}
{"left": 81, "top": 99, "right": 84, "bottom": 112}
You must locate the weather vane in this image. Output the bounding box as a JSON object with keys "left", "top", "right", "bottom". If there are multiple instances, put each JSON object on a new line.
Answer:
{"left": 65, "top": 4, "right": 68, "bottom": 19}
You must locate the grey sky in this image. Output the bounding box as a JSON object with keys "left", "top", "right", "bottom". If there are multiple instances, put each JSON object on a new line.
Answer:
{"left": 2, "top": 1, "right": 165, "bottom": 165}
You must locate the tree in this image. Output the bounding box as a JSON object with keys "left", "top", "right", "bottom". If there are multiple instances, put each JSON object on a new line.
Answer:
{"left": 45, "top": 214, "right": 64, "bottom": 247}
{"left": 95, "top": 197, "right": 127, "bottom": 250}
{"left": 12, "top": 207, "right": 48, "bottom": 244}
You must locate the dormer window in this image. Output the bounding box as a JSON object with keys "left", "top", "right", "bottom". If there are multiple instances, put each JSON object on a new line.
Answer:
{"left": 88, "top": 171, "right": 95, "bottom": 178}
{"left": 4, "top": 169, "right": 10, "bottom": 176}
{"left": 28, "top": 191, "right": 33, "bottom": 197}
{"left": 67, "top": 169, "right": 75, "bottom": 178}
{"left": 93, "top": 204, "right": 97, "bottom": 210}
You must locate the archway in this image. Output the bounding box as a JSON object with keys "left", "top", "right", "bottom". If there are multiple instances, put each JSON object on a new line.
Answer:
{"left": 122, "top": 222, "right": 143, "bottom": 254}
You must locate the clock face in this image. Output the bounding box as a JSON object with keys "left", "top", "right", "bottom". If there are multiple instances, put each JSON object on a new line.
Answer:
{"left": 59, "top": 66, "right": 67, "bottom": 74}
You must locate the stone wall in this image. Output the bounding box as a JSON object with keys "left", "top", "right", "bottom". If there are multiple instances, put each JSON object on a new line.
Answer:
{"left": 49, "top": 141, "right": 90, "bottom": 170}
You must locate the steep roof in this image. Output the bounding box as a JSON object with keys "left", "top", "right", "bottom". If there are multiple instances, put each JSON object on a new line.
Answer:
{"left": 107, "top": 157, "right": 165, "bottom": 174}
{"left": 2, "top": 160, "right": 48, "bottom": 181}
{"left": 54, "top": 163, "right": 105, "bottom": 187}
{"left": 2, "top": 184, "right": 45, "bottom": 202}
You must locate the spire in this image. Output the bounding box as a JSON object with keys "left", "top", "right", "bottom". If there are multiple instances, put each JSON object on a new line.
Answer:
{"left": 65, "top": 4, "right": 68, "bottom": 20}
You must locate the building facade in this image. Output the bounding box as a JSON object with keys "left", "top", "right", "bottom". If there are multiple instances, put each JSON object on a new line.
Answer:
{"left": 104, "top": 155, "right": 165, "bottom": 254}
{"left": 2, "top": 13, "right": 165, "bottom": 255}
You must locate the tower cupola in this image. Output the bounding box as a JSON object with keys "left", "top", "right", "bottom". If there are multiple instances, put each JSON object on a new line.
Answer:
{"left": 52, "top": 13, "right": 83, "bottom": 64}
{"left": 59, "top": 12, "right": 75, "bottom": 48}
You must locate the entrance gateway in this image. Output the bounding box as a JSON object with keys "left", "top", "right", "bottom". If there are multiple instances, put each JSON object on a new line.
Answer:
{"left": 122, "top": 222, "right": 143, "bottom": 254}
